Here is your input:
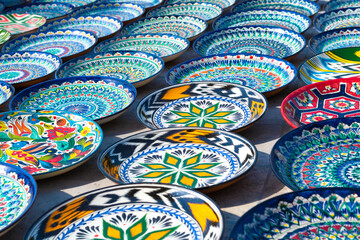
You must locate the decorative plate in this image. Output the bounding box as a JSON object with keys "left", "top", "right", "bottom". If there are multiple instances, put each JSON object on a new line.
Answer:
{"left": 229, "top": 188, "right": 360, "bottom": 239}
{"left": 24, "top": 183, "right": 224, "bottom": 240}
{"left": 146, "top": 2, "right": 222, "bottom": 23}
{"left": 70, "top": 3, "right": 144, "bottom": 23}
{"left": 2, "top": 0, "right": 33, "bottom": 8}
{"left": 0, "top": 110, "right": 102, "bottom": 179}
{"left": 314, "top": 8, "right": 360, "bottom": 32}
{"left": 193, "top": 26, "right": 306, "bottom": 60}
{"left": 231, "top": 0, "right": 319, "bottom": 17}
{"left": 167, "top": 53, "right": 297, "bottom": 97}
{"left": 212, "top": 9, "right": 311, "bottom": 33}
{"left": 38, "top": 16, "right": 123, "bottom": 41}
{"left": 166, "top": 0, "right": 236, "bottom": 10}
{"left": 96, "top": 0, "right": 164, "bottom": 10}
{"left": 0, "top": 81, "right": 14, "bottom": 109}
{"left": 0, "top": 29, "right": 10, "bottom": 45}
{"left": 0, "top": 14, "right": 46, "bottom": 37}
{"left": 10, "top": 76, "right": 137, "bottom": 124}
{"left": 0, "top": 51, "right": 62, "bottom": 89}
{"left": 33, "top": 0, "right": 96, "bottom": 8}
{"left": 137, "top": 82, "right": 267, "bottom": 131}
{"left": 94, "top": 33, "right": 189, "bottom": 62}
{"left": 2, "top": 30, "right": 97, "bottom": 62}
{"left": 325, "top": 0, "right": 360, "bottom": 12}
{"left": 121, "top": 15, "right": 207, "bottom": 41}
{"left": 0, "top": 162, "right": 36, "bottom": 236}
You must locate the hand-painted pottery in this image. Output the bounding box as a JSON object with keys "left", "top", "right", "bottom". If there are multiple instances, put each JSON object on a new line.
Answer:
{"left": 1, "top": 0, "right": 32, "bottom": 8}
{"left": 314, "top": 8, "right": 360, "bottom": 32}
{"left": 212, "top": 9, "right": 311, "bottom": 33}
{"left": 70, "top": 3, "right": 144, "bottom": 23}
{"left": 325, "top": 0, "right": 360, "bottom": 12}
{"left": 229, "top": 188, "right": 360, "bottom": 239}
{"left": 0, "top": 51, "right": 61, "bottom": 89}
{"left": 0, "top": 14, "right": 46, "bottom": 37}
{"left": 193, "top": 26, "right": 306, "bottom": 60}
{"left": 97, "top": 0, "right": 164, "bottom": 10}
{"left": 2, "top": 30, "right": 97, "bottom": 62}
{"left": 0, "top": 110, "right": 102, "bottom": 179}
{"left": 137, "top": 82, "right": 267, "bottom": 131}
{"left": 0, "top": 162, "right": 36, "bottom": 236}
{"left": 121, "top": 15, "right": 207, "bottom": 41}
{"left": 166, "top": 53, "right": 297, "bottom": 97}
{"left": 166, "top": 0, "right": 236, "bottom": 10}
{"left": 24, "top": 183, "right": 224, "bottom": 240}
{"left": 38, "top": 16, "right": 123, "bottom": 41}
{"left": 10, "top": 76, "right": 137, "bottom": 124}
{"left": 33, "top": 0, "right": 96, "bottom": 8}
{"left": 94, "top": 33, "right": 189, "bottom": 62}
{"left": 0, "top": 81, "right": 14, "bottom": 109}
{"left": 0, "top": 29, "right": 10, "bottom": 45}
{"left": 231, "top": 0, "right": 319, "bottom": 17}
{"left": 146, "top": 2, "right": 222, "bottom": 23}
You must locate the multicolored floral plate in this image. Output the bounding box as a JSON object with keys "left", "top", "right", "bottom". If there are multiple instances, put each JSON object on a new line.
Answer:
{"left": 212, "top": 9, "right": 311, "bottom": 33}
{"left": 146, "top": 2, "right": 222, "bottom": 23}
{"left": 0, "top": 162, "right": 36, "bottom": 236}
{"left": 94, "top": 33, "right": 189, "bottom": 62}
{"left": 121, "top": 15, "right": 207, "bottom": 41}
{"left": 3, "top": 30, "right": 97, "bottom": 62}
{"left": 10, "top": 76, "right": 137, "bottom": 124}
{"left": 0, "top": 81, "right": 14, "bottom": 109}
{"left": 33, "top": 0, "right": 96, "bottom": 8}
{"left": 325, "top": 0, "right": 360, "bottom": 12}
{"left": 314, "top": 8, "right": 360, "bottom": 32}
{"left": 137, "top": 82, "right": 267, "bottom": 131}
{"left": 281, "top": 77, "right": 360, "bottom": 128}
{"left": 0, "top": 110, "right": 102, "bottom": 179}
{"left": 24, "top": 183, "right": 224, "bottom": 240}
{"left": 0, "top": 29, "right": 10, "bottom": 45}
{"left": 298, "top": 47, "right": 360, "bottom": 84}
{"left": 229, "top": 188, "right": 360, "bottom": 239}
{"left": 166, "top": 0, "right": 236, "bottom": 10}
{"left": 193, "top": 26, "right": 305, "bottom": 60}
{"left": 96, "top": 0, "right": 164, "bottom": 10}
{"left": 0, "top": 14, "right": 46, "bottom": 37}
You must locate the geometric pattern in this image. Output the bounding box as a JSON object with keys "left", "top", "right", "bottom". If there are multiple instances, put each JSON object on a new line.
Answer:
{"left": 0, "top": 13, "right": 46, "bottom": 35}
{"left": 166, "top": 0, "right": 235, "bottom": 9}
{"left": 314, "top": 8, "right": 360, "bottom": 32}
{"left": 33, "top": 0, "right": 96, "bottom": 8}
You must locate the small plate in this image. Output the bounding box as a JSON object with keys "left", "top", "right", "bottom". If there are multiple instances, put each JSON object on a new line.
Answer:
{"left": 0, "top": 162, "right": 36, "bottom": 236}
{"left": 137, "top": 82, "right": 267, "bottom": 131}
{"left": 0, "top": 51, "right": 62, "bottom": 89}
{"left": 231, "top": 0, "right": 319, "bottom": 17}
{"left": 298, "top": 47, "right": 360, "bottom": 84}
{"left": 0, "top": 81, "right": 14, "bottom": 108}
{"left": 281, "top": 77, "right": 360, "bottom": 128}
{"left": 98, "top": 128, "right": 257, "bottom": 193}
{"left": 0, "top": 110, "right": 102, "bottom": 179}
{"left": 97, "top": 0, "right": 164, "bottom": 10}
{"left": 146, "top": 2, "right": 222, "bottom": 23}
{"left": 33, "top": 0, "right": 96, "bottom": 8}
{"left": 0, "top": 14, "right": 46, "bottom": 37}
{"left": 0, "top": 29, "right": 10, "bottom": 45}
{"left": 121, "top": 15, "right": 207, "bottom": 41}
{"left": 10, "top": 76, "right": 137, "bottom": 124}
{"left": 193, "top": 26, "right": 306, "bottom": 60}
{"left": 24, "top": 183, "right": 224, "bottom": 240}
{"left": 314, "top": 7, "right": 360, "bottom": 32}
{"left": 166, "top": 0, "right": 236, "bottom": 10}
{"left": 94, "top": 33, "right": 189, "bottom": 62}
{"left": 325, "top": 0, "right": 360, "bottom": 12}
{"left": 3, "top": 30, "right": 97, "bottom": 62}
{"left": 213, "top": 9, "right": 311, "bottom": 33}
{"left": 229, "top": 188, "right": 360, "bottom": 239}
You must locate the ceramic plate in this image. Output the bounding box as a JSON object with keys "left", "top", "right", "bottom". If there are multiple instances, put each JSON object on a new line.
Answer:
{"left": 3, "top": 30, "right": 97, "bottom": 62}
{"left": 38, "top": 16, "right": 123, "bottom": 41}
{"left": 25, "top": 183, "right": 224, "bottom": 240}
{"left": 193, "top": 26, "right": 305, "bottom": 60}
{"left": 298, "top": 47, "right": 360, "bottom": 84}
{"left": 98, "top": 128, "right": 257, "bottom": 193}
{"left": 212, "top": 9, "right": 311, "bottom": 33}
{"left": 0, "top": 162, "right": 36, "bottom": 236}
{"left": 314, "top": 8, "right": 360, "bottom": 32}
{"left": 2, "top": 0, "right": 31, "bottom": 8}
{"left": 325, "top": 0, "right": 360, "bottom": 12}
{"left": 137, "top": 82, "right": 267, "bottom": 131}
{"left": 10, "top": 76, "right": 137, "bottom": 124}
{"left": 166, "top": 0, "right": 236, "bottom": 10}
{"left": 0, "top": 29, "right": 10, "bottom": 45}
{"left": 94, "top": 33, "right": 189, "bottom": 62}
{"left": 0, "top": 110, "right": 102, "bottom": 179}
{"left": 167, "top": 53, "right": 297, "bottom": 97}
{"left": 0, "top": 14, "right": 46, "bottom": 37}
{"left": 231, "top": 0, "right": 319, "bottom": 17}
{"left": 0, "top": 51, "right": 62, "bottom": 89}
{"left": 71, "top": 3, "right": 144, "bottom": 23}
{"left": 0, "top": 81, "right": 14, "bottom": 108}
{"left": 121, "top": 15, "right": 207, "bottom": 41}
{"left": 97, "top": 0, "right": 164, "bottom": 9}
{"left": 33, "top": 0, "right": 96, "bottom": 8}
{"left": 146, "top": 2, "right": 222, "bottom": 22}
{"left": 229, "top": 188, "right": 360, "bottom": 239}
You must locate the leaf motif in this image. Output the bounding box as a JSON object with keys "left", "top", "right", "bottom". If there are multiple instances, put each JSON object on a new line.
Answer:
{"left": 0, "top": 132, "right": 11, "bottom": 142}
{"left": 52, "top": 132, "right": 76, "bottom": 141}
{"left": 34, "top": 124, "right": 44, "bottom": 136}
{"left": 30, "top": 126, "right": 41, "bottom": 139}
{"left": 8, "top": 133, "right": 33, "bottom": 141}
{"left": 38, "top": 116, "right": 53, "bottom": 123}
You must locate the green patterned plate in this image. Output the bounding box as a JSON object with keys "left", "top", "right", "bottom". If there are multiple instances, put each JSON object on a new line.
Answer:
{"left": 0, "top": 29, "right": 10, "bottom": 45}
{"left": 0, "top": 14, "right": 46, "bottom": 37}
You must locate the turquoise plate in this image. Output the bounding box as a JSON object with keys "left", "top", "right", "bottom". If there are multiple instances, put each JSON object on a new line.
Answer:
{"left": 314, "top": 7, "right": 360, "bottom": 32}
{"left": 96, "top": 0, "right": 164, "bottom": 10}
{"left": 166, "top": 0, "right": 236, "bottom": 10}
{"left": 33, "top": 0, "right": 96, "bottom": 8}
{"left": 325, "top": 0, "right": 360, "bottom": 12}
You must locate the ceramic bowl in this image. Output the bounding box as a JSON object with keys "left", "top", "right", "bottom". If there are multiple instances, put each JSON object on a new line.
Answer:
{"left": 213, "top": 9, "right": 311, "bottom": 33}
{"left": 325, "top": 0, "right": 360, "bottom": 12}
{"left": 33, "top": 0, "right": 96, "bottom": 8}
{"left": 231, "top": 0, "right": 319, "bottom": 17}
{"left": 1, "top": 0, "right": 31, "bottom": 8}
{"left": 97, "top": 0, "right": 164, "bottom": 10}
{"left": 137, "top": 82, "right": 267, "bottom": 132}
{"left": 193, "top": 26, "right": 306, "bottom": 60}
{"left": 298, "top": 47, "right": 360, "bottom": 85}
{"left": 166, "top": 0, "right": 236, "bottom": 10}
{"left": 0, "top": 51, "right": 62, "bottom": 89}
{"left": 146, "top": 2, "right": 222, "bottom": 23}
{"left": 0, "top": 81, "right": 14, "bottom": 108}
{"left": 229, "top": 188, "right": 360, "bottom": 239}
{"left": 0, "top": 14, "right": 46, "bottom": 37}
{"left": 56, "top": 51, "right": 164, "bottom": 88}
{"left": 314, "top": 7, "right": 360, "bottom": 32}
{"left": 0, "top": 162, "right": 36, "bottom": 236}
{"left": 3, "top": 30, "right": 97, "bottom": 62}
{"left": 10, "top": 76, "right": 137, "bottom": 124}
{"left": 121, "top": 15, "right": 207, "bottom": 41}
{"left": 98, "top": 127, "right": 257, "bottom": 193}
{"left": 38, "top": 16, "right": 123, "bottom": 41}
{"left": 0, "top": 29, "right": 10, "bottom": 45}
{"left": 94, "top": 33, "right": 189, "bottom": 62}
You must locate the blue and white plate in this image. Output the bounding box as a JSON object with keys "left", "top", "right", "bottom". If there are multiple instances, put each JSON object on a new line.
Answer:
{"left": 0, "top": 80, "right": 14, "bottom": 108}
{"left": 33, "top": 0, "right": 96, "bottom": 8}
{"left": 325, "top": 0, "right": 360, "bottom": 12}
{"left": 96, "top": 0, "right": 164, "bottom": 10}
{"left": 314, "top": 7, "right": 360, "bottom": 32}
{"left": 166, "top": 0, "right": 236, "bottom": 10}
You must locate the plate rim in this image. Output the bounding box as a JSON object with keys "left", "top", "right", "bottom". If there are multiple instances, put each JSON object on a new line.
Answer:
{"left": 313, "top": 7, "right": 360, "bottom": 32}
